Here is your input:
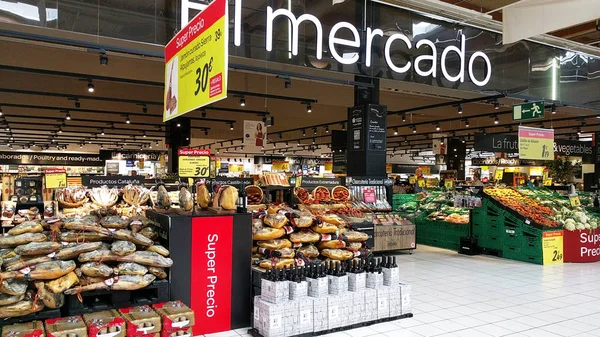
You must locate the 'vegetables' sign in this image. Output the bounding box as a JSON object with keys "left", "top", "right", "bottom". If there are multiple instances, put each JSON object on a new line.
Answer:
{"left": 164, "top": 0, "right": 228, "bottom": 121}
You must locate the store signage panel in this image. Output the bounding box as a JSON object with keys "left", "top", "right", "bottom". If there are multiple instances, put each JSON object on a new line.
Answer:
{"left": 474, "top": 133, "right": 518, "bottom": 153}
{"left": 100, "top": 150, "right": 167, "bottom": 161}
{"left": 513, "top": 101, "right": 545, "bottom": 120}
{"left": 470, "top": 158, "right": 544, "bottom": 166}
{"left": 254, "top": 156, "right": 285, "bottom": 165}
{"left": 518, "top": 126, "right": 554, "bottom": 160}
{"left": 190, "top": 216, "right": 233, "bottom": 335}
{"left": 0, "top": 152, "right": 104, "bottom": 167}
{"left": 44, "top": 168, "right": 67, "bottom": 189}
{"left": 178, "top": 149, "right": 211, "bottom": 178}
{"left": 82, "top": 175, "right": 145, "bottom": 187}
{"left": 564, "top": 229, "right": 600, "bottom": 263}
{"left": 106, "top": 162, "right": 120, "bottom": 175}
{"left": 542, "top": 231, "right": 564, "bottom": 265}
{"left": 301, "top": 177, "right": 343, "bottom": 187}
{"left": 554, "top": 140, "right": 593, "bottom": 157}
{"left": 164, "top": 0, "right": 228, "bottom": 122}
{"left": 347, "top": 177, "right": 394, "bottom": 186}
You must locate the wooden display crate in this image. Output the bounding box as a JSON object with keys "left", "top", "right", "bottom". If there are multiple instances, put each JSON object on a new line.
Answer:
{"left": 373, "top": 224, "right": 416, "bottom": 252}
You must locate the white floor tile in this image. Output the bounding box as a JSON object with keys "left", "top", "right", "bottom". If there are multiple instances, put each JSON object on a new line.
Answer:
{"left": 473, "top": 323, "right": 514, "bottom": 337}
{"left": 407, "top": 324, "right": 447, "bottom": 337}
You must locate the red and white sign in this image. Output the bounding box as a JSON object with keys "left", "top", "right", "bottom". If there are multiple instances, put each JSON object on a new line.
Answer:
{"left": 363, "top": 189, "right": 376, "bottom": 203}
{"left": 43, "top": 168, "right": 66, "bottom": 174}
{"left": 190, "top": 216, "right": 233, "bottom": 335}
{"left": 564, "top": 229, "right": 600, "bottom": 263}
{"left": 178, "top": 149, "right": 211, "bottom": 156}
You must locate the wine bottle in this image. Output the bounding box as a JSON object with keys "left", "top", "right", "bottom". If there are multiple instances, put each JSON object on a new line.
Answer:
{"left": 264, "top": 268, "right": 271, "bottom": 280}
{"left": 392, "top": 256, "right": 398, "bottom": 268}
{"left": 258, "top": 247, "right": 282, "bottom": 258}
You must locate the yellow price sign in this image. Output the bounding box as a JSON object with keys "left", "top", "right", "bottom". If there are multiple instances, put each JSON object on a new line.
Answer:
{"left": 44, "top": 169, "right": 67, "bottom": 189}
{"left": 409, "top": 176, "right": 416, "bottom": 184}
{"left": 419, "top": 166, "right": 431, "bottom": 175}
{"left": 569, "top": 195, "right": 581, "bottom": 207}
{"left": 386, "top": 163, "right": 392, "bottom": 174}
{"left": 417, "top": 179, "right": 425, "bottom": 187}
{"left": 163, "top": 0, "right": 228, "bottom": 121}
{"left": 295, "top": 176, "right": 302, "bottom": 188}
{"left": 272, "top": 160, "right": 289, "bottom": 171}
{"left": 324, "top": 162, "right": 333, "bottom": 172}
{"left": 229, "top": 164, "right": 244, "bottom": 173}
{"left": 518, "top": 126, "right": 554, "bottom": 160}
{"left": 542, "top": 231, "right": 564, "bottom": 265}
{"left": 494, "top": 169, "right": 503, "bottom": 181}
{"left": 444, "top": 179, "right": 454, "bottom": 189}
{"left": 543, "top": 179, "right": 552, "bottom": 186}
{"left": 178, "top": 149, "right": 211, "bottom": 177}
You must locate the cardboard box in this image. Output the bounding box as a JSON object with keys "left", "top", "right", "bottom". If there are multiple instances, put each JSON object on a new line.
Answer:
{"left": 160, "top": 328, "right": 192, "bottom": 337}
{"left": 119, "top": 305, "right": 161, "bottom": 336}
{"left": 377, "top": 287, "right": 390, "bottom": 319}
{"left": 312, "top": 297, "right": 328, "bottom": 333}
{"left": 389, "top": 285, "right": 402, "bottom": 317}
{"left": 297, "top": 298, "right": 313, "bottom": 335}
{"left": 2, "top": 321, "right": 44, "bottom": 337}
{"left": 340, "top": 293, "right": 354, "bottom": 327}
{"left": 364, "top": 288, "right": 378, "bottom": 322}
{"left": 327, "top": 296, "right": 342, "bottom": 330}
{"left": 45, "top": 316, "right": 86, "bottom": 337}
{"left": 307, "top": 277, "right": 328, "bottom": 298}
{"left": 283, "top": 300, "right": 299, "bottom": 337}
{"left": 256, "top": 297, "right": 285, "bottom": 337}
{"left": 83, "top": 310, "right": 126, "bottom": 337}
{"left": 260, "top": 279, "right": 289, "bottom": 304}
{"left": 352, "top": 291, "right": 366, "bottom": 324}
{"left": 152, "top": 301, "right": 194, "bottom": 331}
{"left": 252, "top": 295, "right": 262, "bottom": 334}
{"left": 289, "top": 281, "right": 308, "bottom": 300}
{"left": 328, "top": 275, "right": 348, "bottom": 295}
{"left": 383, "top": 267, "right": 400, "bottom": 286}
{"left": 366, "top": 272, "right": 383, "bottom": 289}
{"left": 399, "top": 282, "right": 412, "bottom": 315}
{"left": 348, "top": 272, "right": 366, "bottom": 292}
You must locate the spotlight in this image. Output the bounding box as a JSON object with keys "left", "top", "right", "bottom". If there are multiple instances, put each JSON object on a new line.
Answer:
{"left": 302, "top": 129, "right": 306, "bottom": 137}
{"left": 435, "top": 123, "right": 441, "bottom": 131}
{"left": 75, "top": 101, "right": 80, "bottom": 109}
{"left": 240, "top": 97, "right": 246, "bottom": 107}
{"left": 0, "top": 106, "right": 2, "bottom": 116}
{"left": 494, "top": 101, "right": 499, "bottom": 110}
{"left": 412, "top": 126, "right": 417, "bottom": 133}
{"left": 341, "top": 123, "right": 346, "bottom": 131}
{"left": 273, "top": 143, "right": 276, "bottom": 148}
{"left": 58, "top": 127, "right": 62, "bottom": 134}
{"left": 577, "top": 127, "right": 582, "bottom": 135}
{"left": 279, "top": 133, "right": 283, "bottom": 139}
{"left": 325, "top": 126, "right": 329, "bottom": 133}
{"left": 205, "top": 130, "right": 209, "bottom": 136}
{"left": 100, "top": 53, "right": 108, "bottom": 66}
{"left": 284, "top": 79, "right": 291, "bottom": 89}
{"left": 312, "top": 138, "right": 315, "bottom": 144}
{"left": 79, "top": 143, "right": 83, "bottom": 149}
{"left": 551, "top": 105, "right": 557, "bottom": 114}
{"left": 307, "top": 103, "right": 312, "bottom": 113}
{"left": 87, "top": 80, "right": 95, "bottom": 93}
{"left": 458, "top": 104, "right": 463, "bottom": 114}
{"left": 402, "top": 114, "right": 406, "bottom": 122}
{"left": 65, "top": 112, "right": 71, "bottom": 120}
{"left": 125, "top": 115, "right": 131, "bottom": 124}
{"left": 201, "top": 110, "right": 207, "bottom": 118}
{"left": 155, "top": 141, "right": 159, "bottom": 146}
{"left": 176, "top": 122, "right": 181, "bottom": 127}
{"left": 100, "top": 144, "right": 104, "bottom": 149}
{"left": 297, "top": 140, "right": 301, "bottom": 146}
{"left": 494, "top": 115, "right": 499, "bottom": 124}
{"left": 4, "top": 125, "right": 9, "bottom": 131}
{"left": 394, "top": 128, "right": 398, "bottom": 136}
{"left": 142, "top": 104, "right": 148, "bottom": 113}
{"left": 313, "top": 127, "right": 317, "bottom": 135}
{"left": 465, "top": 119, "right": 470, "bottom": 127}
{"left": 229, "top": 123, "right": 234, "bottom": 131}
{"left": 143, "top": 132, "right": 147, "bottom": 138}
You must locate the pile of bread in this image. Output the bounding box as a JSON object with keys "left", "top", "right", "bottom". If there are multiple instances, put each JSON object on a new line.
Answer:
{"left": 252, "top": 206, "right": 370, "bottom": 269}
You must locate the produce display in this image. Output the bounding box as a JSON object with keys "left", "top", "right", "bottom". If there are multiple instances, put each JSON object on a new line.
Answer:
{"left": 0, "top": 184, "right": 172, "bottom": 319}
{"left": 484, "top": 187, "right": 559, "bottom": 227}
{"left": 425, "top": 206, "right": 469, "bottom": 224}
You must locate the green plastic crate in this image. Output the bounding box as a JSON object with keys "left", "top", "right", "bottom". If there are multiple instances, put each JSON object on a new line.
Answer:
{"left": 503, "top": 246, "right": 522, "bottom": 261}
{"left": 503, "top": 210, "right": 524, "bottom": 227}
{"left": 481, "top": 235, "right": 504, "bottom": 251}
{"left": 521, "top": 234, "right": 543, "bottom": 257}
{"left": 503, "top": 224, "right": 523, "bottom": 248}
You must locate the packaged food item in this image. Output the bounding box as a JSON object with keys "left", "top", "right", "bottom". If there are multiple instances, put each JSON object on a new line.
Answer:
{"left": 119, "top": 305, "right": 161, "bottom": 336}
{"left": 1, "top": 320, "right": 45, "bottom": 337}
{"left": 1, "top": 201, "right": 16, "bottom": 221}
{"left": 45, "top": 316, "right": 87, "bottom": 337}
{"left": 160, "top": 327, "right": 192, "bottom": 337}
{"left": 83, "top": 309, "right": 126, "bottom": 337}
{"left": 152, "top": 301, "right": 195, "bottom": 331}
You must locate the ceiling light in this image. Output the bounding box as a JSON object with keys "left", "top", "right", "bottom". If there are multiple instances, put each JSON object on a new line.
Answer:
{"left": 312, "top": 138, "right": 316, "bottom": 144}
{"left": 201, "top": 110, "right": 207, "bottom": 118}
{"left": 297, "top": 140, "right": 301, "bottom": 146}
{"left": 65, "top": 112, "right": 71, "bottom": 120}
{"left": 155, "top": 141, "right": 159, "bottom": 146}
{"left": 577, "top": 127, "right": 582, "bottom": 135}
{"left": 313, "top": 127, "right": 317, "bottom": 135}
{"left": 0, "top": 106, "right": 3, "bottom": 116}
{"left": 142, "top": 104, "right": 147, "bottom": 113}
{"left": 435, "top": 123, "right": 440, "bottom": 131}
{"left": 75, "top": 101, "right": 80, "bottom": 109}
{"left": 5, "top": 125, "right": 9, "bottom": 131}
{"left": 176, "top": 122, "right": 181, "bottom": 127}
{"left": 325, "top": 126, "right": 329, "bottom": 133}
{"left": 394, "top": 128, "right": 398, "bottom": 136}
{"left": 307, "top": 103, "right": 312, "bottom": 113}
{"left": 87, "top": 80, "right": 95, "bottom": 93}
{"left": 99, "top": 53, "right": 108, "bottom": 66}
{"left": 302, "top": 129, "right": 306, "bottom": 137}
{"left": 284, "top": 79, "right": 291, "bottom": 88}
{"left": 273, "top": 143, "right": 276, "bottom": 148}
{"left": 126, "top": 115, "right": 131, "bottom": 124}
{"left": 240, "top": 97, "right": 246, "bottom": 107}
{"left": 494, "top": 115, "right": 499, "bottom": 124}
{"left": 100, "top": 144, "right": 104, "bottom": 149}
{"left": 143, "top": 132, "right": 147, "bottom": 138}
{"left": 458, "top": 104, "right": 463, "bottom": 114}
{"left": 58, "top": 127, "right": 62, "bottom": 134}
{"left": 229, "top": 123, "right": 234, "bottom": 131}
{"left": 552, "top": 105, "right": 557, "bottom": 114}
{"left": 412, "top": 126, "right": 417, "bottom": 133}
{"left": 465, "top": 119, "right": 470, "bottom": 127}
{"left": 494, "top": 101, "right": 499, "bottom": 110}
{"left": 341, "top": 123, "right": 346, "bottom": 131}
{"left": 205, "top": 130, "right": 209, "bottom": 135}
{"left": 79, "top": 143, "right": 83, "bottom": 149}
{"left": 401, "top": 114, "right": 406, "bottom": 122}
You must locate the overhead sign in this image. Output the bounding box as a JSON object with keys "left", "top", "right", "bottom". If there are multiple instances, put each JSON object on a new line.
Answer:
{"left": 164, "top": 0, "right": 228, "bottom": 121}
{"left": 554, "top": 140, "right": 593, "bottom": 157}
{"left": 474, "top": 133, "right": 518, "bottom": 153}
{"left": 513, "top": 101, "right": 545, "bottom": 120}
{"left": 0, "top": 152, "right": 104, "bottom": 167}
{"left": 44, "top": 168, "right": 67, "bottom": 189}
{"left": 271, "top": 160, "right": 289, "bottom": 171}
{"left": 518, "top": 126, "right": 554, "bottom": 160}
{"left": 470, "top": 158, "right": 545, "bottom": 166}
{"left": 178, "top": 149, "right": 211, "bottom": 178}
{"left": 100, "top": 150, "right": 167, "bottom": 162}
{"left": 244, "top": 120, "right": 267, "bottom": 151}
{"left": 82, "top": 175, "right": 145, "bottom": 188}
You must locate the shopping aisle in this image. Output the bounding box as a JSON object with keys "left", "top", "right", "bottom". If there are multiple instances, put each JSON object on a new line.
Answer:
{"left": 212, "top": 245, "right": 600, "bottom": 337}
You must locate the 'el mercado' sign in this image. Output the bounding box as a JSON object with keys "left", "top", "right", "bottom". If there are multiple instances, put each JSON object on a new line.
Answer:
{"left": 184, "top": 0, "right": 492, "bottom": 87}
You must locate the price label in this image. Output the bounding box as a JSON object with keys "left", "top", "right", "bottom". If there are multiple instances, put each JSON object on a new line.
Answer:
{"left": 163, "top": 0, "right": 228, "bottom": 121}
{"left": 417, "top": 179, "right": 425, "bottom": 187}
{"left": 409, "top": 176, "right": 416, "bottom": 184}
{"left": 542, "top": 231, "right": 564, "bottom": 265}
{"left": 324, "top": 162, "right": 333, "bottom": 172}
{"left": 178, "top": 149, "right": 211, "bottom": 178}
{"left": 543, "top": 179, "right": 552, "bottom": 186}
{"left": 494, "top": 169, "right": 503, "bottom": 181}
{"left": 272, "top": 160, "right": 289, "bottom": 171}
{"left": 295, "top": 176, "right": 302, "bottom": 188}
{"left": 44, "top": 169, "right": 67, "bottom": 189}
{"left": 386, "top": 163, "right": 392, "bottom": 174}
{"left": 363, "top": 189, "right": 376, "bottom": 203}
{"left": 569, "top": 195, "right": 581, "bottom": 207}
{"left": 229, "top": 164, "right": 244, "bottom": 173}
{"left": 444, "top": 179, "right": 454, "bottom": 189}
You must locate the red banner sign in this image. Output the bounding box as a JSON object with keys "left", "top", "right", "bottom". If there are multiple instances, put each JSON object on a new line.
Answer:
{"left": 363, "top": 189, "right": 376, "bottom": 203}
{"left": 563, "top": 229, "right": 600, "bottom": 263}
{"left": 178, "top": 149, "right": 211, "bottom": 156}
{"left": 190, "top": 216, "right": 233, "bottom": 335}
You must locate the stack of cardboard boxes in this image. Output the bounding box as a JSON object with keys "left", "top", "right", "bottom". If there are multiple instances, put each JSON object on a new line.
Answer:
{"left": 253, "top": 257, "right": 412, "bottom": 337}
{"left": 0, "top": 302, "right": 195, "bottom": 337}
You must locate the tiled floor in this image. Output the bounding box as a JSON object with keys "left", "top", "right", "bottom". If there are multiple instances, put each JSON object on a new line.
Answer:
{"left": 204, "top": 245, "right": 600, "bottom": 337}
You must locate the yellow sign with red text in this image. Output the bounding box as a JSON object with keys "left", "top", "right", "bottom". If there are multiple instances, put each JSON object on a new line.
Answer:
{"left": 163, "top": 0, "right": 228, "bottom": 121}
{"left": 542, "top": 231, "right": 563, "bottom": 265}
{"left": 272, "top": 160, "right": 289, "bottom": 171}
{"left": 518, "top": 126, "right": 554, "bottom": 160}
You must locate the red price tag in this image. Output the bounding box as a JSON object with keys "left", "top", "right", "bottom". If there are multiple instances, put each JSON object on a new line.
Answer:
{"left": 363, "top": 189, "right": 376, "bottom": 203}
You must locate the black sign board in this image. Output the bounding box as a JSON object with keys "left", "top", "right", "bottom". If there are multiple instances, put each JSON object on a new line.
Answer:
{"left": 106, "top": 162, "right": 120, "bottom": 174}
{"left": 254, "top": 156, "right": 286, "bottom": 165}
{"left": 471, "top": 158, "right": 545, "bottom": 166}
{"left": 331, "top": 130, "right": 348, "bottom": 174}
{"left": 100, "top": 150, "right": 166, "bottom": 162}
{"left": 218, "top": 162, "right": 229, "bottom": 174}
{"left": 332, "top": 150, "right": 347, "bottom": 174}
{"left": 474, "top": 133, "right": 518, "bottom": 153}
{"left": 195, "top": 177, "right": 254, "bottom": 192}
{"left": 346, "top": 177, "right": 394, "bottom": 186}
{"left": 367, "top": 105, "right": 387, "bottom": 151}
{"left": 82, "top": 175, "right": 145, "bottom": 187}
{"left": 0, "top": 152, "right": 104, "bottom": 167}
{"left": 350, "top": 107, "right": 363, "bottom": 150}
{"left": 554, "top": 140, "right": 593, "bottom": 159}
{"left": 391, "top": 164, "right": 440, "bottom": 175}
{"left": 301, "top": 177, "right": 343, "bottom": 187}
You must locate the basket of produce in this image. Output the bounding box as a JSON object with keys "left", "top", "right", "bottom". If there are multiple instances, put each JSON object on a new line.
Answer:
{"left": 312, "top": 186, "right": 331, "bottom": 203}
{"left": 331, "top": 186, "right": 350, "bottom": 203}
{"left": 245, "top": 185, "right": 264, "bottom": 205}
{"left": 56, "top": 187, "right": 88, "bottom": 208}
{"left": 294, "top": 187, "right": 311, "bottom": 204}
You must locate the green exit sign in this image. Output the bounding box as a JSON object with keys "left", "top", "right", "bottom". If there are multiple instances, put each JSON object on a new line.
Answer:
{"left": 513, "top": 101, "right": 545, "bottom": 120}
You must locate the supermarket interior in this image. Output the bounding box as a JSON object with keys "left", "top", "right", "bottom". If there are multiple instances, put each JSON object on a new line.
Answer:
{"left": 1, "top": 0, "right": 600, "bottom": 337}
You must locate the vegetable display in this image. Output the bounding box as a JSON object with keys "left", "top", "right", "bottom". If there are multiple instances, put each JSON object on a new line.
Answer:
{"left": 484, "top": 187, "right": 559, "bottom": 228}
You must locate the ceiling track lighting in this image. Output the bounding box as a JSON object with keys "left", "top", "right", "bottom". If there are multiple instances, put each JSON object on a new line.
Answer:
{"left": 341, "top": 123, "right": 346, "bottom": 131}
{"left": 393, "top": 128, "right": 398, "bottom": 136}
{"left": 239, "top": 97, "right": 246, "bottom": 107}
{"left": 87, "top": 80, "right": 95, "bottom": 93}
{"left": 142, "top": 132, "right": 147, "bottom": 138}
{"left": 0, "top": 106, "right": 2, "bottom": 116}
{"left": 493, "top": 100, "right": 499, "bottom": 110}
{"left": 325, "top": 126, "right": 329, "bottom": 133}
{"left": 412, "top": 126, "right": 417, "bottom": 133}
{"left": 125, "top": 115, "right": 131, "bottom": 124}
{"left": 229, "top": 123, "right": 234, "bottom": 131}
{"left": 465, "top": 119, "right": 470, "bottom": 127}
{"left": 458, "top": 104, "right": 463, "bottom": 114}
{"left": 99, "top": 53, "right": 108, "bottom": 66}
{"left": 302, "top": 129, "right": 306, "bottom": 137}
{"left": 313, "top": 127, "right": 317, "bottom": 135}
{"left": 285, "top": 79, "right": 291, "bottom": 88}
{"left": 494, "top": 115, "right": 499, "bottom": 124}
{"left": 176, "top": 122, "right": 181, "bottom": 127}
{"left": 75, "top": 100, "right": 80, "bottom": 109}
{"left": 307, "top": 102, "right": 312, "bottom": 113}
{"left": 401, "top": 114, "right": 406, "bottom": 122}
{"left": 551, "top": 105, "right": 557, "bottom": 114}
{"left": 65, "top": 111, "right": 71, "bottom": 120}
{"left": 435, "top": 123, "right": 441, "bottom": 131}
{"left": 204, "top": 130, "right": 209, "bottom": 136}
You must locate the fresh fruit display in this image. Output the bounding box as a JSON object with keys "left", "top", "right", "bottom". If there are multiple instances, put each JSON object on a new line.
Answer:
{"left": 426, "top": 206, "right": 469, "bottom": 224}
{"left": 484, "top": 187, "right": 559, "bottom": 227}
